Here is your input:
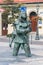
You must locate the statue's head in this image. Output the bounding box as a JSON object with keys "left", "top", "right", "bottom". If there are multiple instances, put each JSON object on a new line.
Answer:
{"left": 20, "top": 12, "right": 27, "bottom": 20}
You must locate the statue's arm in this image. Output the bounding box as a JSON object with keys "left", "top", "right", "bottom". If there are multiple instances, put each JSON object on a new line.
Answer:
{"left": 16, "top": 25, "right": 26, "bottom": 33}
{"left": 9, "top": 34, "right": 15, "bottom": 47}
{"left": 25, "top": 27, "right": 29, "bottom": 32}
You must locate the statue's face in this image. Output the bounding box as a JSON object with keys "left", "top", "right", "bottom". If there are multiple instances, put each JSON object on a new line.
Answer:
{"left": 21, "top": 12, "right": 27, "bottom": 20}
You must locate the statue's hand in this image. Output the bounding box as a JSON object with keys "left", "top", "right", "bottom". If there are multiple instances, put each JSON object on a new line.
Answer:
{"left": 9, "top": 44, "right": 12, "bottom": 48}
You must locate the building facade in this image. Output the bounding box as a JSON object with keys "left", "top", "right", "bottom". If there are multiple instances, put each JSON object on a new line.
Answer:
{"left": 26, "top": 4, "right": 43, "bottom": 35}
{"left": 0, "top": 3, "right": 43, "bottom": 35}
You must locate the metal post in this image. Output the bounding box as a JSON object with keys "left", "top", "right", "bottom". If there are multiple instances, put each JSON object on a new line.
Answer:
{"left": 31, "top": 34, "right": 32, "bottom": 44}
{"left": 35, "top": 5, "right": 40, "bottom": 40}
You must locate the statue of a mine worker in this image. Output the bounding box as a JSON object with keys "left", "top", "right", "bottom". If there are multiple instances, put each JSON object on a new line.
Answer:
{"left": 9, "top": 11, "right": 32, "bottom": 57}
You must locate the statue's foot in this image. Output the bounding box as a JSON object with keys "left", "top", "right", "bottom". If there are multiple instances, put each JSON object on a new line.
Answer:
{"left": 26, "top": 54, "right": 32, "bottom": 57}
{"left": 13, "top": 53, "right": 18, "bottom": 56}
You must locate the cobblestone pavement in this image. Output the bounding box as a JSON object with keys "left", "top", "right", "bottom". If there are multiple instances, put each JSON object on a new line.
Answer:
{"left": 0, "top": 41, "right": 43, "bottom": 65}
{"left": 0, "top": 36, "right": 9, "bottom": 42}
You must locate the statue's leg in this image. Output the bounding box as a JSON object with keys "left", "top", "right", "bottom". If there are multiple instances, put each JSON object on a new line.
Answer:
{"left": 21, "top": 44, "right": 24, "bottom": 49}
{"left": 13, "top": 43, "right": 21, "bottom": 56}
{"left": 23, "top": 43, "right": 31, "bottom": 57}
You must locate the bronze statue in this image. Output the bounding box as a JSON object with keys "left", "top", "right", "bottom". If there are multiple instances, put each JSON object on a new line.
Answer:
{"left": 9, "top": 11, "right": 32, "bottom": 57}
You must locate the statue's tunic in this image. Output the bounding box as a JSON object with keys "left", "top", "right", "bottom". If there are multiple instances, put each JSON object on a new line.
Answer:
{"left": 13, "top": 19, "right": 30, "bottom": 44}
